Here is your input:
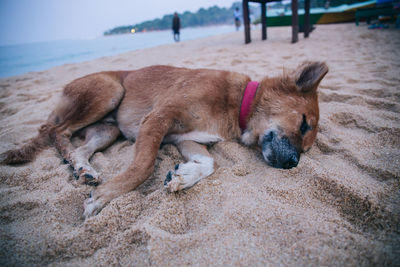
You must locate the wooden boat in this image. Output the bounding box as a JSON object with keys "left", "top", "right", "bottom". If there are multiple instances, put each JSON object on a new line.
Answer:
{"left": 258, "top": 0, "right": 377, "bottom": 26}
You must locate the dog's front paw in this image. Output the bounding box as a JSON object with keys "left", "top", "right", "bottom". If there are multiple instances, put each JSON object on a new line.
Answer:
{"left": 83, "top": 192, "right": 104, "bottom": 219}
{"left": 164, "top": 156, "right": 214, "bottom": 192}
{"left": 82, "top": 173, "right": 133, "bottom": 219}
{"left": 82, "top": 185, "right": 111, "bottom": 219}
{"left": 164, "top": 167, "right": 186, "bottom": 192}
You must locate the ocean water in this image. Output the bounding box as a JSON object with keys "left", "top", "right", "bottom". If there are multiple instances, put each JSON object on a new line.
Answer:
{"left": 0, "top": 25, "right": 235, "bottom": 78}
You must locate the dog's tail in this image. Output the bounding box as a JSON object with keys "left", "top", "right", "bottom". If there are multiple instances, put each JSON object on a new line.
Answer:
{"left": 0, "top": 123, "right": 54, "bottom": 165}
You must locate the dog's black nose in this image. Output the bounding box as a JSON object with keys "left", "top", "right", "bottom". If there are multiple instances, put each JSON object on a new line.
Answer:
{"left": 282, "top": 154, "right": 299, "bottom": 169}
{"left": 262, "top": 132, "right": 301, "bottom": 169}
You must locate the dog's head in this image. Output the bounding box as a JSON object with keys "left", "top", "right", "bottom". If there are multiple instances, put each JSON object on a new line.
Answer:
{"left": 242, "top": 61, "right": 328, "bottom": 169}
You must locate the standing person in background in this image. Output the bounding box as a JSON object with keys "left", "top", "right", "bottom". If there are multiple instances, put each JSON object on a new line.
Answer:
{"left": 234, "top": 7, "right": 241, "bottom": 31}
{"left": 172, "top": 12, "right": 180, "bottom": 42}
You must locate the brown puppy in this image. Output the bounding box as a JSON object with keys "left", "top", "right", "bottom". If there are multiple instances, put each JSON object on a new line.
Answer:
{"left": 0, "top": 62, "right": 328, "bottom": 218}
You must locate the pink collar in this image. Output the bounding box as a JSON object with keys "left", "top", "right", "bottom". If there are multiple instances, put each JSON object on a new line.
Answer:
{"left": 239, "top": 81, "right": 259, "bottom": 131}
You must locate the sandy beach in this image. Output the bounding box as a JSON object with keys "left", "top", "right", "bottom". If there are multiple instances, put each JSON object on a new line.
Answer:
{"left": 0, "top": 23, "right": 399, "bottom": 266}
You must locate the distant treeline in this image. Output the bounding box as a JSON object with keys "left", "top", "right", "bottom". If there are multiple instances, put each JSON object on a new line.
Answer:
{"left": 104, "top": 2, "right": 241, "bottom": 35}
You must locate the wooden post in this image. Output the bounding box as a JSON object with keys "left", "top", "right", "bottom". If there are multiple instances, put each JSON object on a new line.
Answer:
{"left": 261, "top": 2, "right": 267, "bottom": 40}
{"left": 304, "top": 0, "right": 310, "bottom": 38}
{"left": 243, "top": 0, "right": 251, "bottom": 44}
{"left": 291, "top": 0, "right": 299, "bottom": 43}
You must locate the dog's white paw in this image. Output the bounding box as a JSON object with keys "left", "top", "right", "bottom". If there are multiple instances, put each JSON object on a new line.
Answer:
{"left": 164, "top": 169, "right": 186, "bottom": 192}
{"left": 164, "top": 155, "right": 214, "bottom": 192}
{"left": 83, "top": 191, "right": 105, "bottom": 219}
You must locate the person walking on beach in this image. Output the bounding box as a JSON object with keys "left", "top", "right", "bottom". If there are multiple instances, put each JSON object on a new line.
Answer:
{"left": 172, "top": 12, "right": 180, "bottom": 42}
{"left": 234, "top": 7, "right": 241, "bottom": 31}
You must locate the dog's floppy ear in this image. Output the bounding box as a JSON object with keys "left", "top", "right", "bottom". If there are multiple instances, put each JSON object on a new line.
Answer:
{"left": 294, "top": 61, "right": 328, "bottom": 93}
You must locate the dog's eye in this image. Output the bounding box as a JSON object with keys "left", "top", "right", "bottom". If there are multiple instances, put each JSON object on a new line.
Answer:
{"left": 300, "top": 114, "right": 311, "bottom": 135}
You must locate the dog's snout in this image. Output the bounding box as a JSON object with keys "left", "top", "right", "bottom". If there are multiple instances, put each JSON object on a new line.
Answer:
{"left": 282, "top": 154, "right": 299, "bottom": 169}
{"left": 263, "top": 131, "right": 275, "bottom": 143}
{"left": 262, "top": 132, "right": 300, "bottom": 169}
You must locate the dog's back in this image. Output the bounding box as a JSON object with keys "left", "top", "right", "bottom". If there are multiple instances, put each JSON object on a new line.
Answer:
{"left": 117, "top": 65, "right": 250, "bottom": 141}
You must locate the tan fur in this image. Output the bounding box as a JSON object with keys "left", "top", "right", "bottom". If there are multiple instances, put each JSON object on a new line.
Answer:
{"left": 0, "top": 62, "right": 328, "bottom": 218}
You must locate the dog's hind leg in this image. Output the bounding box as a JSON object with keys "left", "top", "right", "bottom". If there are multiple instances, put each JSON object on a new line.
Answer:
{"left": 69, "top": 117, "right": 120, "bottom": 186}
{"left": 51, "top": 73, "right": 125, "bottom": 180}
{"left": 164, "top": 140, "right": 214, "bottom": 192}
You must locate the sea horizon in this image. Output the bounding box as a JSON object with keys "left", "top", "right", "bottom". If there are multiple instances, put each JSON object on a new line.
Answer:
{"left": 0, "top": 24, "right": 236, "bottom": 78}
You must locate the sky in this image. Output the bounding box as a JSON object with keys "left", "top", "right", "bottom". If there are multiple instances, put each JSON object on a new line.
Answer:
{"left": 0, "top": 0, "right": 237, "bottom": 46}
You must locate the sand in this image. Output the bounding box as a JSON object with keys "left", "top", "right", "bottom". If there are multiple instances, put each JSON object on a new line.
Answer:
{"left": 0, "top": 23, "right": 399, "bottom": 266}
